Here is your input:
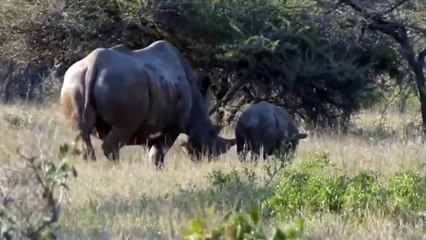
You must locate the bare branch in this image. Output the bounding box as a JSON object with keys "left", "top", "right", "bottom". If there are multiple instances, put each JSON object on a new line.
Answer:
{"left": 339, "top": 0, "right": 426, "bottom": 38}
{"left": 356, "top": 22, "right": 367, "bottom": 43}
{"left": 209, "top": 79, "right": 248, "bottom": 116}
{"left": 340, "top": 0, "right": 367, "bottom": 15}
{"left": 4, "top": 148, "right": 71, "bottom": 239}
{"left": 340, "top": 0, "right": 409, "bottom": 18}
{"left": 367, "top": 21, "right": 404, "bottom": 43}
{"left": 208, "top": 57, "right": 257, "bottom": 116}
{"left": 380, "top": 0, "right": 409, "bottom": 16}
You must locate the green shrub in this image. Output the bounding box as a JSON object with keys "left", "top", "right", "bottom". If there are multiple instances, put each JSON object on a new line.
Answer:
{"left": 206, "top": 169, "right": 245, "bottom": 192}
{"left": 202, "top": 168, "right": 272, "bottom": 213}
{"left": 1, "top": 0, "right": 402, "bottom": 127}
{"left": 265, "top": 171, "right": 351, "bottom": 217}
{"left": 327, "top": 176, "right": 351, "bottom": 212}
{"left": 341, "top": 171, "right": 387, "bottom": 219}
{"left": 265, "top": 151, "right": 426, "bottom": 220}
{"left": 0, "top": 143, "right": 78, "bottom": 239}
{"left": 388, "top": 171, "right": 426, "bottom": 212}
{"left": 180, "top": 206, "right": 304, "bottom": 240}
{"left": 265, "top": 171, "right": 311, "bottom": 216}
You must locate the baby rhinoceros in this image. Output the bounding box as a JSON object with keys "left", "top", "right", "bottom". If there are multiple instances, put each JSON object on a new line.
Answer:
{"left": 235, "top": 101, "right": 307, "bottom": 161}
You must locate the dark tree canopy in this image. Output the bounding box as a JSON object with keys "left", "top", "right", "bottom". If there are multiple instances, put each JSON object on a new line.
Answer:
{"left": 1, "top": 0, "right": 423, "bottom": 130}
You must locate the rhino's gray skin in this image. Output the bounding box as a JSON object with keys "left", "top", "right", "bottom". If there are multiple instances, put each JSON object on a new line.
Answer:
{"left": 235, "top": 101, "right": 307, "bottom": 160}
{"left": 60, "top": 40, "right": 235, "bottom": 167}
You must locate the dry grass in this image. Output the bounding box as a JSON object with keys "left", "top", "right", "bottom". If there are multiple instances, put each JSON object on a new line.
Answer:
{"left": 0, "top": 102, "right": 425, "bottom": 239}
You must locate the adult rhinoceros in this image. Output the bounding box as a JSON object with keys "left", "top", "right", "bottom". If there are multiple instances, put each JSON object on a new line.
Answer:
{"left": 60, "top": 40, "right": 235, "bottom": 167}
{"left": 235, "top": 101, "right": 307, "bottom": 160}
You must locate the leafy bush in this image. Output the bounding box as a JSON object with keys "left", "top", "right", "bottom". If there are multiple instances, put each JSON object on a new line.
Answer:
{"left": 341, "top": 171, "right": 386, "bottom": 219}
{"left": 201, "top": 168, "right": 272, "bottom": 212}
{"left": 0, "top": 143, "right": 78, "bottom": 239}
{"left": 180, "top": 206, "right": 304, "bottom": 240}
{"left": 265, "top": 151, "right": 426, "bottom": 220}
{"left": 388, "top": 171, "right": 426, "bottom": 212}
{"left": 1, "top": 0, "right": 402, "bottom": 128}
{"left": 143, "top": 0, "right": 401, "bottom": 128}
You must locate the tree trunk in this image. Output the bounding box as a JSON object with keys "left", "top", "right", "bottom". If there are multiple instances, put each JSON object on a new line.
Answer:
{"left": 1, "top": 64, "right": 15, "bottom": 104}
{"left": 208, "top": 57, "right": 257, "bottom": 116}
{"left": 413, "top": 49, "right": 426, "bottom": 134}
{"left": 402, "top": 44, "right": 426, "bottom": 134}
{"left": 339, "top": 0, "right": 426, "bottom": 135}
{"left": 416, "top": 78, "right": 426, "bottom": 135}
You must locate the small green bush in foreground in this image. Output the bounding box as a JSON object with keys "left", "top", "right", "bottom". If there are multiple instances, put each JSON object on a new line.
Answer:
{"left": 265, "top": 151, "right": 426, "bottom": 220}
{"left": 0, "top": 143, "right": 78, "bottom": 240}
{"left": 180, "top": 206, "right": 304, "bottom": 240}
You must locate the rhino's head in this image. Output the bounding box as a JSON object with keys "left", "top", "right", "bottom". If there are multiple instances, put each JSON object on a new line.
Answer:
{"left": 281, "top": 126, "right": 308, "bottom": 155}
{"left": 180, "top": 124, "right": 237, "bottom": 161}
{"left": 184, "top": 73, "right": 236, "bottom": 159}
{"left": 173, "top": 49, "right": 235, "bottom": 160}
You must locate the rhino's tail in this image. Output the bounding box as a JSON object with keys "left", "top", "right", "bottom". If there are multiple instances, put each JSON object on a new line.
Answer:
{"left": 82, "top": 60, "right": 98, "bottom": 122}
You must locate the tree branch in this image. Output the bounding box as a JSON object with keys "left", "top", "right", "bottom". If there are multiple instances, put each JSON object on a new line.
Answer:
{"left": 208, "top": 57, "right": 257, "bottom": 116}
{"left": 339, "top": 0, "right": 366, "bottom": 15}
{"left": 418, "top": 49, "right": 426, "bottom": 70}
{"left": 208, "top": 78, "right": 249, "bottom": 116}
{"left": 367, "top": 21, "right": 403, "bottom": 43}
{"left": 380, "top": 0, "right": 409, "bottom": 16}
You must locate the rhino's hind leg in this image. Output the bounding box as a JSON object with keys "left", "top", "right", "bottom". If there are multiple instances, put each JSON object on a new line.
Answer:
{"left": 78, "top": 107, "right": 97, "bottom": 161}
{"left": 236, "top": 134, "right": 248, "bottom": 162}
{"left": 249, "top": 141, "right": 261, "bottom": 162}
{"left": 79, "top": 130, "right": 96, "bottom": 161}
{"left": 101, "top": 126, "right": 137, "bottom": 161}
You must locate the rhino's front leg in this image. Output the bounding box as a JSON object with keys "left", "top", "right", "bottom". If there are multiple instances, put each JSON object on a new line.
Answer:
{"left": 147, "top": 130, "right": 180, "bottom": 169}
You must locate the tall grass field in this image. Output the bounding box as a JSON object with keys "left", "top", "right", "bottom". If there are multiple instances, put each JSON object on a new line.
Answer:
{"left": 0, "top": 102, "right": 425, "bottom": 239}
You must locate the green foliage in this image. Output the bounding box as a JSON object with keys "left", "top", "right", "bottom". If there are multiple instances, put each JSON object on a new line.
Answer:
{"left": 201, "top": 168, "right": 271, "bottom": 212}
{"left": 341, "top": 171, "right": 386, "bottom": 219}
{"left": 142, "top": 0, "right": 400, "bottom": 128}
{"left": 180, "top": 206, "right": 304, "bottom": 240}
{"left": 388, "top": 171, "right": 426, "bottom": 212}
{"left": 0, "top": 143, "right": 78, "bottom": 239}
{"left": 206, "top": 170, "right": 245, "bottom": 192}
{"left": 0, "top": 0, "right": 403, "bottom": 127}
{"left": 265, "top": 151, "right": 426, "bottom": 221}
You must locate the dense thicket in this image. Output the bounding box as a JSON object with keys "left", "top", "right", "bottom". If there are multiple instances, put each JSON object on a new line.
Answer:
{"left": 0, "top": 0, "right": 424, "bottom": 129}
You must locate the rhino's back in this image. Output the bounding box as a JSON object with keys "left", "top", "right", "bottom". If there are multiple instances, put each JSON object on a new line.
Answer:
{"left": 91, "top": 42, "right": 192, "bottom": 131}
{"left": 236, "top": 101, "right": 280, "bottom": 142}
{"left": 238, "top": 101, "right": 274, "bottom": 126}
{"left": 272, "top": 105, "right": 301, "bottom": 138}
{"left": 135, "top": 41, "right": 187, "bottom": 83}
